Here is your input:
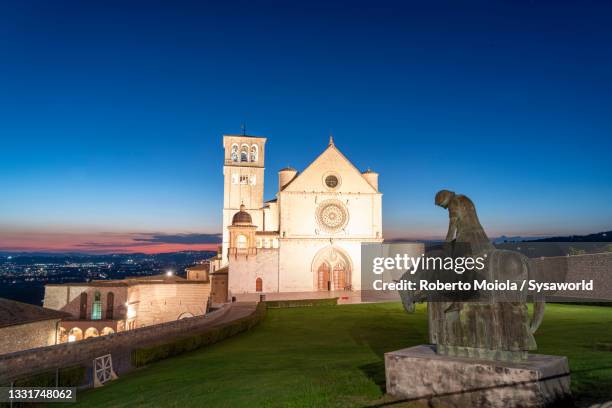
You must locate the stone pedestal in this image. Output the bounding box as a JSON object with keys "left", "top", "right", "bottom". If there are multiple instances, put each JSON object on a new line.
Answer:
{"left": 385, "top": 345, "right": 571, "bottom": 408}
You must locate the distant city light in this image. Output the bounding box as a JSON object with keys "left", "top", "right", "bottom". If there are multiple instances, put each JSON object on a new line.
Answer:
{"left": 166, "top": 270, "right": 173, "bottom": 277}
{"left": 68, "top": 335, "right": 76, "bottom": 342}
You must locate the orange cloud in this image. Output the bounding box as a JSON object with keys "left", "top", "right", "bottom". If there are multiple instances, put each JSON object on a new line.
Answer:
{"left": 0, "top": 231, "right": 220, "bottom": 254}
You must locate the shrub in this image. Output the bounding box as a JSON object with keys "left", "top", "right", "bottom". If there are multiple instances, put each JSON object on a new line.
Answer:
{"left": 264, "top": 298, "right": 338, "bottom": 309}
{"left": 12, "top": 365, "right": 86, "bottom": 387}
{"left": 132, "top": 302, "right": 267, "bottom": 367}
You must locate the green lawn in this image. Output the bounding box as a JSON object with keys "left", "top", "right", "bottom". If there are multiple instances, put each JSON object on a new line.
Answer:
{"left": 68, "top": 303, "right": 612, "bottom": 407}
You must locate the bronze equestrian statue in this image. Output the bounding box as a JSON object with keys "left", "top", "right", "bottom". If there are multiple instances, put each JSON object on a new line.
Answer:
{"left": 399, "top": 190, "right": 546, "bottom": 362}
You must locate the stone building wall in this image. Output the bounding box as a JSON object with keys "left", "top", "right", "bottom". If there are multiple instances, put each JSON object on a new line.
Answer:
{"left": 229, "top": 249, "right": 279, "bottom": 294}
{"left": 211, "top": 272, "right": 228, "bottom": 304}
{"left": 531, "top": 252, "right": 612, "bottom": 301}
{"left": 128, "top": 283, "right": 211, "bottom": 327}
{"left": 43, "top": 285, "right": 128, "bottom": 320}
{"left": 0, "top": 319, "right": 60, "bottom": 355}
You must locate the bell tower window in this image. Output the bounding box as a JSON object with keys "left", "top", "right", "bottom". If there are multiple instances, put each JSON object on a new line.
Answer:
{"left": 250, "top": 145, "right": 258, "bottom": 162}
{"left": 240, "top": 145, "right": 249, "bottom": 162}
{"left": 231, "top": 144, "right": 239, "bottom": 162}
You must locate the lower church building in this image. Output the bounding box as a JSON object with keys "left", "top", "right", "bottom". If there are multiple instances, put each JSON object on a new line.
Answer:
{"left": 43, "top": 274, "right": 211, "bottom": 342}
{"left": 211, "top": 134, "right": 383, "bottom": 297}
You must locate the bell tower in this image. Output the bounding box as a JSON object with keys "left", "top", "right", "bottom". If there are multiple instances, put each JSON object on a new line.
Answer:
{"left": 221, "top": 134, "right": 266, "bottom": 265}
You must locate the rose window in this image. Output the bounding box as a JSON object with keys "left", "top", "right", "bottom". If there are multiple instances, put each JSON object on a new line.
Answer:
{"left": 316, "top": 201, "right": 348, "bottom": 233}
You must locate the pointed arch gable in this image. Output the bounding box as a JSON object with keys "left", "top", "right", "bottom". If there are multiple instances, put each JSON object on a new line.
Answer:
{"left": 281, "top": 144, "right": 378, "bottom": 194}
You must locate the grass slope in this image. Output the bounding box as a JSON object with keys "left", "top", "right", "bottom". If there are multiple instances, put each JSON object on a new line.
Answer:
{"left": 68, "top": 303, "right": 612, "bottom": 407}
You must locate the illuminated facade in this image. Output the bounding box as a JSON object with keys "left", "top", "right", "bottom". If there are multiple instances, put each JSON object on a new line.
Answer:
{"left": 213, "top": 134, "right": 383, "bottom": 296}
{"left": 43, "top": 274, "right": 210, "bottom": 342}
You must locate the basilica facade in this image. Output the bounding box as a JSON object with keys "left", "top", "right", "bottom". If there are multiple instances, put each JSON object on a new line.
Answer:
{"left": 214, "top": 134, "right": 383, "bottom": 295}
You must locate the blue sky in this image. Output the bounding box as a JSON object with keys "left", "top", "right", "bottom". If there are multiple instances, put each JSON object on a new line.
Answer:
{"left": 0, "top": 1, "right": 611, "bottom": 252}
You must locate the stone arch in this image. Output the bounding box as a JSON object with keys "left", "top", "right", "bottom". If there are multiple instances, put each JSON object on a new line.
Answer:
{"left": 101, "top": 327, "right": 115, "bottom": 336}
{"left": 311, "top": 246, "right": 352, "bottom": 291}
{"left": 58, "top": 327, "right": 68, "bottom": 343}
{"left": 177, "top": 312, "right": 194, "bottom": 320}
{"left": 68, "top": 327, "right": 83, "bottom": 342}
{"left": 84, "top": 327, "right": 99, "bottom": 339}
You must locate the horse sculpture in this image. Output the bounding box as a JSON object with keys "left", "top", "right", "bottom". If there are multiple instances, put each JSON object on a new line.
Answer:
{"left": 399, "top": 191, "right": 546, "bottom": 362}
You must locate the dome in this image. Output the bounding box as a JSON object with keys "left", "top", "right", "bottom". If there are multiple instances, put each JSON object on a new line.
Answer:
{"left": 362, "top": 168, "right": 378, "bottom": 174}
{"left": 232, "top": 204, "right": 252, "bottom": 225}
{"left": 279, "top": 167, "right": 297, "bottom": 172}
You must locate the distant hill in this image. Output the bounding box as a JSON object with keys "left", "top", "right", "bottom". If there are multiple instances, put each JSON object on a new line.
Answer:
{"left": 492, "top": 235, "right": 551, "bottom": 244}
{"left": 526, "top": 231, "right": 611, "bottom": 243}
{"left": 493, "top": 231, "right": 612, "bottom": 257}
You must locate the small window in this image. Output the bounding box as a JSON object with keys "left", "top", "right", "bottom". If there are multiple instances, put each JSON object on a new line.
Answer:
{"left": 325, "top": 175, "right": 339, "bottom": 188}
{"left": 231, "top": 144, "right": 239, "bottom": 162}
{"left": 106, "top": 292, "right": 114, "bottom": 320}
{"left": 79, "top": 292, "right": 88, "bottom": 319}
{"left": 256, "top": 277, "right": 263, "bottom": 292}
{"left": 91, "top": 291, "right": 102, "bottom": 320}
{"left": 237, "top": 234, "right": 247, "bottom": 249}
{"left": 250, "top": 145, "right": 258, "bottom": 162}
{"left": 249, "top": 175, "right": 256, "bottom": 185}
{"left": 240, "top": 175, "right": 249, "bottom": 184}
{"left": 240, "top": 145, "right": 249, "bottom": 162}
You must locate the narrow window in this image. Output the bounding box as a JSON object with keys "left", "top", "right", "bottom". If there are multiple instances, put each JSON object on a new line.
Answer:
{"left": 231, "top": 144, "right": 239, "bottom": 162}
{"left": 236, "top": 234, "right": 248, "bottom": 249}
{"left": 91, "top": 291, "right": 102, "bottom": 320}
{"left": 250, "top": 145, "right": 258, "bottom": 162}
{"left": 256, "top": 277, "right": 263, "bottom": 292}
{"left": 240, "top": 145, "right": 249, "bottom": 162}
{"left": 79, "top": 292, "right": 88, "bottom": 319}
{"left": 106, "top": 292, "right": 114, "bottom": 320}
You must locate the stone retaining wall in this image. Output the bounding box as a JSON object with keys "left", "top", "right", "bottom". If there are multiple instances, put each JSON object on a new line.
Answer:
{"left": 0, "top": 304, "right": 233, "bottom": 386}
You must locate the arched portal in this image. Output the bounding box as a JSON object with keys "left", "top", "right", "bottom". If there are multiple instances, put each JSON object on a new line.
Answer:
{"left": 68, "top": 327, "right": 83, "bottom": 342}
{"left": 84, "top": 327, "right": 99, "bottom": 339}
{"left": 317, "top": 263, "right": 330, "bottom": 291}
{"left": 333, "top": 264, "right": 348, "bottom": 290}
{"left": 312, "top": 246, "right": 352, "bottom": 291}
{"left": 101, "top": 327, "right": 115, "bottom": 336}
{"left": 58, "top": 327, "right": 67, "bottom": 343}
{"left": 255, "top": 277, "right": 263, "bottom": 292}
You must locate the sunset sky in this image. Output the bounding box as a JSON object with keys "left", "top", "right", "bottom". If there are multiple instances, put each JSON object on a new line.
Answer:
{"left": 1, "top": 1, "right": 611, "bottom": 253}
